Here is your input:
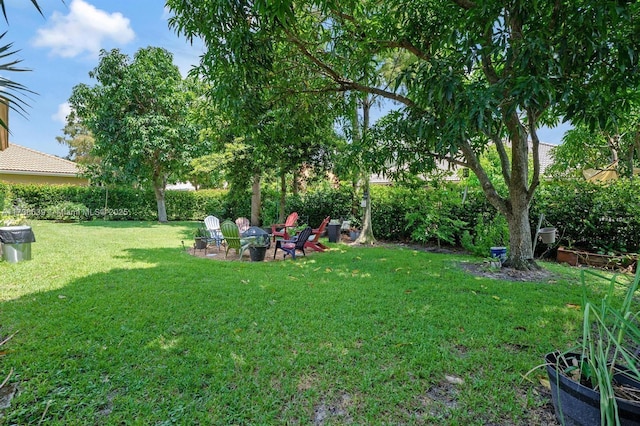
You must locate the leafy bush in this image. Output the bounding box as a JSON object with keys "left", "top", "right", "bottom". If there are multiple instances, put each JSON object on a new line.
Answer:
{"left": 3, "top": 176, "right": 640, "bottom": 254}
{"left": 0, "top": 181, "right": 8, "bottom": 211}
{"left": 45, "top": 201, "right": 89, "bottom": 221}
{"left": 461, "top": 214, "right": 510, "bottom": 258}
{"left": 407, "top": 209, "right": 466, "bottom": 247}
{"left": 532, "top": 179, "right": 640, "bottom": 253}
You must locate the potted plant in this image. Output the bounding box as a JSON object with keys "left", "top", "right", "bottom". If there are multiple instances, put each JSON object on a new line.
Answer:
{"left": 194, "top": 224, "right": 208, "bottom": 250}
{"left": 543, "top": 269, "right": 640, "bottom": 425}
{"left": 243, "top": 226, "right": 271, "bottom": 261}
{"left": 347, "top": 215, "right": 361, "bottom": 241}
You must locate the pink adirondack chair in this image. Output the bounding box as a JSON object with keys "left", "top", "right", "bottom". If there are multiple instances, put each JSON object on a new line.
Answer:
{"left": 304, "top": 216, "right": 330, "bottom": 252}
{"left": 271, "top": 212, "right": 298, "bottom": 241}
{"left": 235, "top": 217, "right": 250, "bottom": 233}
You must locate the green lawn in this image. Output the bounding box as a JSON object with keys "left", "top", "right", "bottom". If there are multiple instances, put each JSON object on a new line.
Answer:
{"left": 0, "top": 221, "right": 601, "bottom": 424}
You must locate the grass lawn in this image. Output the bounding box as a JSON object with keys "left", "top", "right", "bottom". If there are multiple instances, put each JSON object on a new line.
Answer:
{"left": 0, "top": 220, "right": 608, "bottom": 424}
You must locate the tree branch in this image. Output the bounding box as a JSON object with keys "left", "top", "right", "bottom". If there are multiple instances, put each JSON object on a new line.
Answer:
{"left": 329, "top": 8, "right": 431, "bottom": 61}
{"left": 459, "top": 139, "right": 508, "bottom": 214}
{"left": 284, "top": 29, "right": 417, "bottom": 108}
{"left": 491, "top": 131, "right": 511, "bottom": 184}
{"left": 527, "top": 110, "right": 541, "bottom": 200}
{"left": 481, "top": 28, "right": 500, "bottom": 85}
{"left": 379, "top": 40, "right": 430, "bottom": 62}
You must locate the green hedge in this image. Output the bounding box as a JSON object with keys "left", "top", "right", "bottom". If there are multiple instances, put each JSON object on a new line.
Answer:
{"left": 3, "top": 179, "right": 640, "bottom": 254}
{"left": 0, "top": 181, "right": 8, "bottom": 211}
{"left": 532, "top": 179, "right": 640, "bottom": 253}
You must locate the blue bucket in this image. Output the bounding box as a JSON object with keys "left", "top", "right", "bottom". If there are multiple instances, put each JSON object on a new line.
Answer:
{"left": 490, "top": 246, "right": 507, "bottom": 263}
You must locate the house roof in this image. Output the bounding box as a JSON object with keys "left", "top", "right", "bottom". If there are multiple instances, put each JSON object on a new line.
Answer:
{"left": 0, "top": 144, "right": 80, "bottom": 176}
{"left": 537, "top": 141, "right": 555, "bottom": 175}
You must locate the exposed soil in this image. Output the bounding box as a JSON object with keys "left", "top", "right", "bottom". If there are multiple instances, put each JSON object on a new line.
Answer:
{"left": 458, "top": 261, "right": 558, "bottom": 283}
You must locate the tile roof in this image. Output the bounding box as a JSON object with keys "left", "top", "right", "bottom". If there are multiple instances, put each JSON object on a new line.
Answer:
{"left": 537, "top": 141, "right": 555, "bottom": 174}
{"left": 0, "top": 144, "right": 80, "bottom": 176}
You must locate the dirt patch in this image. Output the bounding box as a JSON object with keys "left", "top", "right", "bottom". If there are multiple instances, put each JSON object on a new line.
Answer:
{"left": 458, "top": 261, "right": 558, "bottom": 283}
{"left": 312, "top": 393, "right": 354, "bottom": 425}
{"left": 518, "top": 386, "right": 559, "bottom": 426}
{"left": 185, "top": 242, "right": 320, "bottom": 262}
{"left": 185, "top": 234, "right": 362, "bottom": 262}
{"left": 392, "top": 241, "right": 559, "bottom": 282}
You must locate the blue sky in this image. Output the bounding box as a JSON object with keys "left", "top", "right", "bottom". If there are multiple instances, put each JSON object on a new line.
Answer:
{"left": 3, "top": 0, "right": 571, "bottom": 158}
{"left": 4, "top": 0, "right": 203, "bottom": 157}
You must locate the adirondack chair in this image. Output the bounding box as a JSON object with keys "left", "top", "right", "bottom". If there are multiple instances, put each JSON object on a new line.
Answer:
{"left": 271, "top": 212, "right": 298, "bottom": 242}
{"left": 304, "top": 216, "right": 330, "bottom": 252}
{"left": 235, "top": 217, "right": 250, "bottom": 234}
{"left": 204, "top": 215, "right": 224, "bottom": 250}
{"left": 274, "top": 226, "right": 313, "bottom": 260}
{"left": 220, "top": 220, "right": 251, "bottom": 259}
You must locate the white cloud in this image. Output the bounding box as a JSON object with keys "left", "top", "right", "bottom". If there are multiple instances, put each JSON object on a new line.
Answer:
{"left": 52, "top": 102, "right": 71, "bottom": 124}
{"left": 32, "top": 0, "right": 135, "bottom": 58}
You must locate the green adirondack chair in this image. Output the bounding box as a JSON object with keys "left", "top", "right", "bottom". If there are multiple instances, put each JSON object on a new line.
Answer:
{"left": 220, "top": 220, "right": 251, "bottom": 259}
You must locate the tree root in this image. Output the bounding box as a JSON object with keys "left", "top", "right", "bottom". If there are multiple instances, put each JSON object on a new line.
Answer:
{"left": 502, "top": 258, "right": 541, "bottom": 271}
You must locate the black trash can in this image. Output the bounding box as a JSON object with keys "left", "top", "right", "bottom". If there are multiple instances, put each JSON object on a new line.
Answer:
{"left": 0, "top": 225, "right": 36, "bottom": 263}
{"left": 327, "top": 223, "right": 340, "bottom": 243}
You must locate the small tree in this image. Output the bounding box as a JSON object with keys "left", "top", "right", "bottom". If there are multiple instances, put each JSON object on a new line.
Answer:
{"left": 69, "top": 47, "right": 207, "bottom": 222}
{"left": 55, "top": 110, "right": 97, "bottom": 165}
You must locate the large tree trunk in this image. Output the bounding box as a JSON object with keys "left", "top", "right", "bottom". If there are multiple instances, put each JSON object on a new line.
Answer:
{"left": 153, "top": 174, "right": 168, "bottom": 223}
{"left": 460, "top": 116, "right": 540, "bottom": 270}
{"left": 354, "top": 97, "right": 375, "bottom": 245}
{"left": 251, "top": 173, "right": 261, "bottom": 226}
{"left": 502, "top": 188, "right": 535, "bottom": 270}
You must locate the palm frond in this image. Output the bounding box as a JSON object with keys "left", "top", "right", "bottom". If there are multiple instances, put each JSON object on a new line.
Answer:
{"left": 0, "top": 31, "right": 37, "bottom": 127}
{"left": 0, "top": 0, "right": 45, "bottom": 22}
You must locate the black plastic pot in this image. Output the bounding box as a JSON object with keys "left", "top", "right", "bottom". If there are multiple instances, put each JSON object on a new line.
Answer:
{"left": 249, "top": 246, "right": 268, "bottom": 261}
{"left": 545, "top": 352, "right": 640, "bottom": 425}
{"left": 194, "top": 237, "right": 207, "bottom": 250}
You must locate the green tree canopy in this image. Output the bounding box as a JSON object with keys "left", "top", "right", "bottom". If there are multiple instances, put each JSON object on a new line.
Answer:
{"left": 55, "top": 110, "right": 97, "bottom": 165}
{"left": 168, "top": 0, "right": 640, "bottom": 269}
{"left": 69, "top": 47, "right": 208, "bottom": 222}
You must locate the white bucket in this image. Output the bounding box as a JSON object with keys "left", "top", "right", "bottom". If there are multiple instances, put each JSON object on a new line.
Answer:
{"left": 539, "top": 227, "right": 556, "bottom": 244}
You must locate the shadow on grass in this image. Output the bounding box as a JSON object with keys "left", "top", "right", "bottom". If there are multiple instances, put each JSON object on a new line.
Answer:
{"left": 76, "top": 219, "right": 196, "bottom": 229}
{"left": 0, "top": 247, "right": 329, "bottom": 423}
{"left": 75, "top": 220, "right": 199, "bottom": 241}
{"left": 0, "top": 244, "right": 576, "bottom": 424}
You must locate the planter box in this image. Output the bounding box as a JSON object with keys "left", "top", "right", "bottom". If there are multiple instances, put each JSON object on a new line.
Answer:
{"left": 556, "top": 247, "right": 579, "bottom": 266}
{"left": 557, "top": 247, "right": 637, "bottom": 272}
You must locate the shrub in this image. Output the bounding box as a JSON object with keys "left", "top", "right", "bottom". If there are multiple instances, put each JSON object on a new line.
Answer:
{"left": 532, "top": 179, "right": 640, "bottom": 253}
{"left": 461, "top": 214, "right": 510, "bottom": 258}
{"left": 45, "top": 201, "right": 89, "bottom": 221}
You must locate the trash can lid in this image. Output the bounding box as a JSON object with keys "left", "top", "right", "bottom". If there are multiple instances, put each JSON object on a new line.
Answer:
{"left": 243, "top": 226, "right": 268, "bottom": 236}
{"left": 0, "top": 225, "right": 31, "bottom": 231}
{"left": 0, "top": 225, "right": 36, "bottom": 243}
